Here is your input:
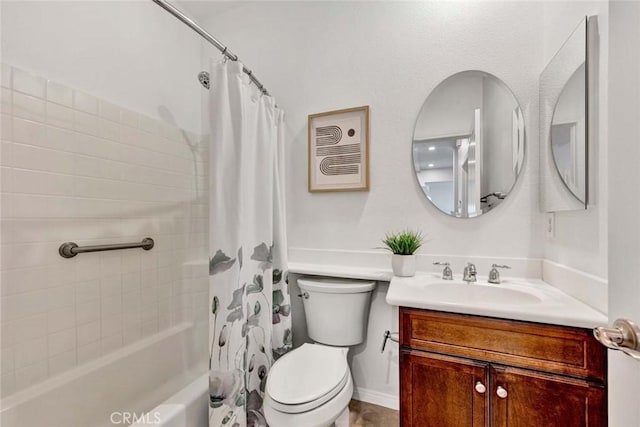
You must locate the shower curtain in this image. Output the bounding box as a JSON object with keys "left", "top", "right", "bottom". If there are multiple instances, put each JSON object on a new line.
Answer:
{"left": 208, "top": 60, "right": 291, "bottom": 427}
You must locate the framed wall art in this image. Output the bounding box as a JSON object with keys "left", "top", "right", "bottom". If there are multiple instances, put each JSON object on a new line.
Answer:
{"left": 308, "top": 105, "right": 370, "bottom": 192}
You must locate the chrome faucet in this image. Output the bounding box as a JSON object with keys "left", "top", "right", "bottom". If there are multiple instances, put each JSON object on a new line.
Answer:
{"left": 463, "top": 263, "right": 477, "bottom": 283}
{"left": 488, "top": 264, "right": 511, "bottom": 284}
{"left": 433, "top": 262, "right": 453, "bottom": 280}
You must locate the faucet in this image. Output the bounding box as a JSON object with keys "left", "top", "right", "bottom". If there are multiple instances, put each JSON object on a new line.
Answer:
{"left": 463, "top": 263, "right": 477, "bottom": 283}
{"left": 488, "top": 264, "right": 511, "bottom": 284}
{"left": 433, "top": 262, "right": 453, "bottom": 280}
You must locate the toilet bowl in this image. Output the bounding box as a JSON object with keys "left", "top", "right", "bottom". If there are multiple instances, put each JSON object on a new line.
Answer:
{"left": 264, "top": 344, "right": 353, "bottom": 427}
{"left": 263, "top": 277, "right": 376, "bottom": 427}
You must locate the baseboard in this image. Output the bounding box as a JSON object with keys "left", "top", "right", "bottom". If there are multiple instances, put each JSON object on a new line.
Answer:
{"left": 352, "top": 387, "right": 399, "bottom": 410}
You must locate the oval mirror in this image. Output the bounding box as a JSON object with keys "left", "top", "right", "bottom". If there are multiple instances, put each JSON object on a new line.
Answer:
{"left": 550, "top": 62, "right": 586, "bottom": 204}
{"left": 412, "top": 71, "right": 525, "bottom": 218}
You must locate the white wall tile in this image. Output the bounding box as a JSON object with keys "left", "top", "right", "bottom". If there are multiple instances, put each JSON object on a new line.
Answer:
{"left": 46, "top": 80, "right": 73, "bottom": 107}
{"left": 1, "top": 347, "right": 15, "bottom": 375}
{"left": 47, "top": 328, "right": 76, "bottom": 357}
{"left": 46, "top": 285, "right": 75, "bottom": 311}
{"left": 15, "top": 337, "right": 47, "bottom": 369}
{"left": 100, "top": 334, "right": 122, "bottom": 352}
{"left": 98, "top": 100, "right": 120, "bottom": 122}
{"left": 44, "top": 125, "right": 77, "bottom": 152}
{"left": 48, "top": 348, "right": 76, "bottom": 376}
{"left": 13, "top": 92, "right": 45, "bottom": 122}
{"left": 15, "top": 360, "right": 47, "bottom": 389}
{"left": 98, "top": 118, "right": 120, "bottom": 141}
{"left": 138, "top": 115, "right": 159, "bottom": 134}
{"left": 1, "top": 63, "right": 12, "bottom": 89}
{"left": 2, "top": 290, "right": 48, "bottom": 322}
{"left": 1, "top": 141, "right": 12, "bottom": 167}
{"left": 1, "top": 87, "right": 13, "bottom": 115}
{"left": 120, "top": 109, "right": 138, "bottom": 128}
{"left": 12, "top": 67, "right": 45, "bottom": 99}
{"left": 10, "top": 313, "right": 47, "bottom": 344}
{"left": 76, "top": 298, "right": 100, "bottom": 324}
{"left": 12, "top": 143, "right": 75, "bottom": 174}
{"left": 74, "top": 110, "right": 99, "bottom": 136}
{"left": 77, "top": 321, "right": 100, "bottom": 346}
{"left": 46, "top": 102, "right": 74, "bottom": 129}
{"left": 77, "top": 341, "right": 101, "bottom": 364}
{"left": 1, "top": 113, "right": 13, "bottom": 140}
{"left": 75, "top": 280, "right": 100, "bottom": 304}
{"left": 2, "top": 67, "right": 208, "bottom": 396}
{"left": 47, "top": 307, "right": 76, "bottom": 333}
{"left": 73, "top": 90, "right": 98, "bottom": 115}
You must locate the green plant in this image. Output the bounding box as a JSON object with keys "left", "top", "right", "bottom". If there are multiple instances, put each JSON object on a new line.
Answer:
{"left": 381, "top": 229, "right": 424, "bottom": 255}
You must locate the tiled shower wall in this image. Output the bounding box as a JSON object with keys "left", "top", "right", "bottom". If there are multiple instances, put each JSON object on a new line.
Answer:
{"left": 0, "top": 63, "right": 209, "bottom": 396}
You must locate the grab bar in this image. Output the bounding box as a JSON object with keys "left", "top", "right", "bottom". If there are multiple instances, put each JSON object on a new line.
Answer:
{"left": 59, "top": 238, "right": 154, "bottom": 258}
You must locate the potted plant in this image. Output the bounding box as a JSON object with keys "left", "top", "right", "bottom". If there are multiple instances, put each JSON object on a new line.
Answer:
{"left": 382, "top": 229, "right": 424, "bottom": 277}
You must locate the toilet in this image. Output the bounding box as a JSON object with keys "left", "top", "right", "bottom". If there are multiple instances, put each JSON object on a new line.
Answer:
{"left": 264, "top": 276, "right": 376, "bottom": 427}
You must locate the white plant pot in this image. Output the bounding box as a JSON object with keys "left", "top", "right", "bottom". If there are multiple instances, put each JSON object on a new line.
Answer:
{"left": 391, "top": 254, "right": 416, "bottom": 277}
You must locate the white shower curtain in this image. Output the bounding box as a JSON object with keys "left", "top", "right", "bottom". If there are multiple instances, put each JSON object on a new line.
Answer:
{"left": 208, "top": 60, "right": 291, "bottom": 427}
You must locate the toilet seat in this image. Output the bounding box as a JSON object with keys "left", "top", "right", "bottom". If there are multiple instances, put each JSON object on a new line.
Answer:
{"left": 266, "top": 343, "right": 349, "bottom": 414}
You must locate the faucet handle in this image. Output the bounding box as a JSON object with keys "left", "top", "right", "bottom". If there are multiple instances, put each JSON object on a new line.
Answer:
{"left": 433, "top": 262, "right": 453, "bottom": 280}
{"left": 488, "top": 264, "right": 510, "bottom": 284}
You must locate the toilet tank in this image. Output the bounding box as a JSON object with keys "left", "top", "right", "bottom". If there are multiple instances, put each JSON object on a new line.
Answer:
{"left": 297, "top": 276, "right": 376, "bottom": 346}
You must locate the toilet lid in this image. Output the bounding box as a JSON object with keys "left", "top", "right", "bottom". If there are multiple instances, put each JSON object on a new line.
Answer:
{"left": 267, "top": 344, "right": 349, "bottom": 407}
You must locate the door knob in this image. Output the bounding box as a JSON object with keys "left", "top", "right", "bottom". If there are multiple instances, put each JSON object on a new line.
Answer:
{"left": 496, "top": 386, "right": 508, "bottom": 398}
{"left": 593, "top": 318, "right": 640, "bottom": 361}
{"left": 475, "top": 382, "right": 486, "bottom": 394}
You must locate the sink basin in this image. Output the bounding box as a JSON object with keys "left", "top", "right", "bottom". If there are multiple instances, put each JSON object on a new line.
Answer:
{"left": 386, "top": 272, "right": 608, "bottom": 328}
{"left": 421, "top": 283, "right": 542, "bottom": 306}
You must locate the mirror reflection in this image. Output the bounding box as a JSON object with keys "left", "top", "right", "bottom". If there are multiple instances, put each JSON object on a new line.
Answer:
{"left": 412, "top": 71, "right": 525, "bottom": 218}
{"left": 551, "top": 63, "right": 586, "bottom": 204}
{"left": 540, "top": 17, "right": 588, "bottom": 211}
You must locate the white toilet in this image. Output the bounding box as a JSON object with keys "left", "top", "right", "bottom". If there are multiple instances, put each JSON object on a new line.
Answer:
{"left": 264, "top": 276, "right": 376, "bottom": 427}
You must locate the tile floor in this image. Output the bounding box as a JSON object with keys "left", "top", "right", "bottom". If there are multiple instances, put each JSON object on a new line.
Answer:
{"left": 349, "top": 400, "right": 399, "bottom": 427}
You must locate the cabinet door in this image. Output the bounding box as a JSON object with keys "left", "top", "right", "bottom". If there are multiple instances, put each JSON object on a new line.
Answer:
{"left": 400, "top": 350, "right": 488, "bottom": 427}
{"left": 490, "top": 365, "right": 607, "bottom": 427}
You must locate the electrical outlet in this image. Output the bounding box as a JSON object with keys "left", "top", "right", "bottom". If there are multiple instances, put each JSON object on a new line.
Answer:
{"left": 546, "top": 213, "right": 555, "bottom": 239}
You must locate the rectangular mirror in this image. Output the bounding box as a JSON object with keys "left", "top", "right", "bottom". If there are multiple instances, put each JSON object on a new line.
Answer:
{"left": 539, "top": 17, "right": 589, "bottom": 211}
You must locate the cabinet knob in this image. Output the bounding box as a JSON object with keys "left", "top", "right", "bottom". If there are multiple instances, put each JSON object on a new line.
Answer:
{"left": 496, "top": 386, "right": 508, "bottom": 399}
{"left": 474, "top": 382, "right": 486, "bottom": 394}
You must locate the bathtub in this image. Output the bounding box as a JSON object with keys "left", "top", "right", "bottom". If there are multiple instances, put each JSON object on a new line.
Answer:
{"left": 0, "top": 323, "right": 208, "bottom": 427}
{"left": 129, "top": 374, "right": 207, "bottom": 427}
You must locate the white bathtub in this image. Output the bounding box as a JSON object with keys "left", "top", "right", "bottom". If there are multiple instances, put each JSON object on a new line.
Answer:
{"left": 0, "top": 323, "right": 208, "bottom": 427}
{"left": 129, "top": 374, "right": 207, "bottom": 427}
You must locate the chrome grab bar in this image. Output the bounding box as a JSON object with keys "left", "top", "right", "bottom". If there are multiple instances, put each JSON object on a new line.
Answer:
{"left": 593, "top": 318, "right": 640, "bottom": 361}
{"left": 59, "top": 238, "right": 154, "bottom": 259}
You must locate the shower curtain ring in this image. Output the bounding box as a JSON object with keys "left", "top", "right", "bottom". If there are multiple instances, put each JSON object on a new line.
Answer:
{"left": 221, "top": 47, "right": 228, "bottom": 62}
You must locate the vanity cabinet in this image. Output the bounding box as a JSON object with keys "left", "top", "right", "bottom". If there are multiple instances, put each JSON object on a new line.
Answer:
{"left": 400, "top": 308, "right": 607, "bottom": 427}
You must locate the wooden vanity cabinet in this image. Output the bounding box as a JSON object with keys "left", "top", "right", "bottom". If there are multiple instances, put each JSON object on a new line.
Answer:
{"left": 400, "top": 308, "right": 607, "bottom": 427}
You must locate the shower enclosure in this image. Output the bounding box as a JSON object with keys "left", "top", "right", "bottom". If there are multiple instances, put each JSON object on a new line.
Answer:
{"left": 0, "top": 1, "right": 211, "bottom": 425}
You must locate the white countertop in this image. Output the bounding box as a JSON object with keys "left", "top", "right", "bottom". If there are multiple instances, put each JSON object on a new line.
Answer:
{"left": 386, "top": 272, "right": 607, "bottom": 329}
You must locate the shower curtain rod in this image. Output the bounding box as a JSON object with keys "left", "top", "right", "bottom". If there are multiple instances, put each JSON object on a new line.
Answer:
{"left": 151, "top": 0, "right": 270, "bottom": 95}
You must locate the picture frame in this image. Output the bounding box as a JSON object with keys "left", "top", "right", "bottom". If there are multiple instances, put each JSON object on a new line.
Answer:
{"left": 308, "top": 105, "right": 370, "bottom": 192}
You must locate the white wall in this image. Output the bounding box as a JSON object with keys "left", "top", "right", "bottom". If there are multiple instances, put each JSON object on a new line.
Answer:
{"left": 541, "top": 1, "right": 608, "bottom": 279}
{"left": 1, "top": 0, "right": 203, "bottom": 133}
{"left": 201, "top": 0, "right": 546, "bottom": 407}
{"left": 203, "top": 1, "right": 544, "bottom": 261}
